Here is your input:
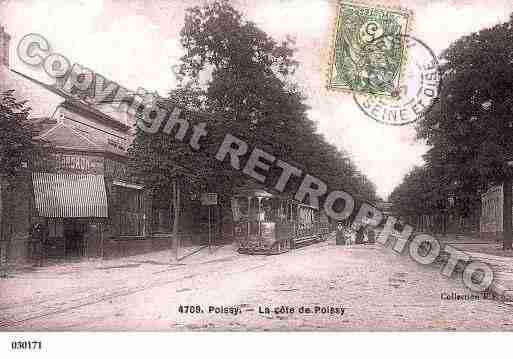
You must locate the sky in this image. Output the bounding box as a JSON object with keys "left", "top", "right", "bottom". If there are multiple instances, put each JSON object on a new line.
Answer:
{"left": 1, "top": 0, "right": 512, "bottom": 199}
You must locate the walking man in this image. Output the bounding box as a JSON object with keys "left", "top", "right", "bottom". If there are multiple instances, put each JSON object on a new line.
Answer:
{"left": 31, "top": 222, "right": 48, "bottom": 266}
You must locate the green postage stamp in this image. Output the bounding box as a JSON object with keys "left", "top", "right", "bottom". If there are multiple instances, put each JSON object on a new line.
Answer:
{"left": 328, "top": 2, "right": 411, "bottom": 97}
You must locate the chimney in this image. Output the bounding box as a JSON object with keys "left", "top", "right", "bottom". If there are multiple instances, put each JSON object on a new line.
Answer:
{"left": 0, "top": 26, "right": 11, "bottom": 67}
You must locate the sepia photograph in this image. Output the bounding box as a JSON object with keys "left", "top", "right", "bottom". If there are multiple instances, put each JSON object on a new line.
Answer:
{"left": 1, "top": 0, "right": 513, "bottom": 356}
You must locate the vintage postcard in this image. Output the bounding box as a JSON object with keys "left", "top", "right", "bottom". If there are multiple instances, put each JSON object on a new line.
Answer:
{"left": 1, "top": 0, "right": 513, "bottom": 356}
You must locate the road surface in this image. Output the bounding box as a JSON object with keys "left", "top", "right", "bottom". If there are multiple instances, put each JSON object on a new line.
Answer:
{"left": 1, "top": 240, "right": 513, "bottom": 330}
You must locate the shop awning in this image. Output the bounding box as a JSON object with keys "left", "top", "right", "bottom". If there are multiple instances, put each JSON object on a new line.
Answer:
{"left": 32, "top": 172, "right": 108, "bottom": 218}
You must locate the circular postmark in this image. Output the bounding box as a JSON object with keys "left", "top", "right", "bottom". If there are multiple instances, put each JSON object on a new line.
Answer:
{"left": 353, "top": 34, "right": 442, "bottom": 126}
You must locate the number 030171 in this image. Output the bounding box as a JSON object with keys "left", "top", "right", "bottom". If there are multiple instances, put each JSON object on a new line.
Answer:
{"left": 11, "top": 341, "right": 42, "bottom": 350}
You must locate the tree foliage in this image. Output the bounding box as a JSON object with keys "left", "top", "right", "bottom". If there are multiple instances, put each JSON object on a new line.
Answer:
{"left": 0, "top": 90, "right": 48, "bottom": 181}
{"left": 391, "top": 15, "right": 513, "bottom": 220}
{"left": 129, "top": 0, "right": 378, "bottom": 207}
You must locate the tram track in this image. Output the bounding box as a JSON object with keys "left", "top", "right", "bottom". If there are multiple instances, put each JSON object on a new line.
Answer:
{"left": 0, "top": 271, "right": 201, "bottom": 329}
{"left": 0, "top": 247, "right": 237, "bottom": 312}
{"left": 0, "top": 239, "right": 336, "bottom": 329}
{"left": 0, "top": 249, "right": 278, "bottom": 329}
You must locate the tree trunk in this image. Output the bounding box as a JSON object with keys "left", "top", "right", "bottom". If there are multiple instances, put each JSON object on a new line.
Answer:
{"left": 503, "top": 178, "right": 512, "bottom": 250}
{"left": 172, "top": 178, "right": 180, "bottom": 260}
{"left": 0, "top": 179, "right": 3, "bottom": 242}
{"left": 171, "top": 180, "right": 175, "bottom": 259}
{"left": 0, "top": 179, "right": 3, "bottom": 264}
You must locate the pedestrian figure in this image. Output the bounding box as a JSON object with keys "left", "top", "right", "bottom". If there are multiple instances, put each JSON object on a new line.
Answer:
{"left": 355, "top": 226, "right": 365, "bottom": 244}
{"left": 345, "top": 225, "right": 356, "bottom": 245}
{"left": 336, "top": 222, "right": 346, "bottom": 245}
{"left": 367, "top": 227, "right": 376, "bottom": 244}
{"left": 31, "top": 222, "right": 48, "bottom": 266}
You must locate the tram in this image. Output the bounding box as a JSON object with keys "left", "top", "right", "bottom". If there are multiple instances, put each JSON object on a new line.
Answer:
{"left": 231, "top": 187, "right": 330, "bottom": 255}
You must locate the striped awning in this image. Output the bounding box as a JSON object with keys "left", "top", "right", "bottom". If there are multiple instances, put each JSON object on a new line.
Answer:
{"left": 32, "top": 172, "right": 108, "bottom": 218}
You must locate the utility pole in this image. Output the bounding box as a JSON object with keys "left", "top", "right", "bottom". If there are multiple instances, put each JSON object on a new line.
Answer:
{"left": 172, "top": 178, "right": 181, "bottom": 261}
{"left": 0, "top": 179, "right": 3, "bottom": 265}
{"left": 504, "top": 176, "right": 512, "bottom": 250}
{"left": 100, "top": 223, "right": 104, "bottom": 259}
{"left": 208, "top": 205, "right": 211, "bottom": 252}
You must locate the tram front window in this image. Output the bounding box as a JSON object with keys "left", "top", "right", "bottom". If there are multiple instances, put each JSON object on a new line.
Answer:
{"left": 231, "top": 197, "right": 249, "bottom": 222}
{"left": 243, "top": 197, "right": 279, "bottom": 222}
{"left": 249, "top": 197, "right": 260, "bottom": 221}
{"left": 233, "top": 197, "right": 283, "bottom": 222}
{"left": 260, "top": 198, "right": 273, "bottom": 222}
{"left": 274, "top": 199, "right": 286, "bottom": 222}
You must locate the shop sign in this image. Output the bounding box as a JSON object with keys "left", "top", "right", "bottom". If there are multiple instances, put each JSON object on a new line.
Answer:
{"left": 53, "top": 154, "right": 104, "bottom": 173}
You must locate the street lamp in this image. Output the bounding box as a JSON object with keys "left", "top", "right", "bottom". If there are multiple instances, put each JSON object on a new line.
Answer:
{"left": 503, "top": 160, "right": 513, "bottom": 250}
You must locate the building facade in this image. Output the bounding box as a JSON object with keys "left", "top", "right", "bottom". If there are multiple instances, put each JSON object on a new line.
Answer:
{"left": 0, "top": 25, "right": 207, "bottom": 265}
{"left": 480, "top": 184, "right": 507, "bottom": 240}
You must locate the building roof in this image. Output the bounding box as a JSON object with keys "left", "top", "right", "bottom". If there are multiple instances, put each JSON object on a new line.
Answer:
{"left": 0, "top": 66, "right": 63, "bottom": 118}
{"left": 1, "top": 66, "right": 133, "bottom": 158}
{"left": 11, "top": 69, "right": 133, "bottom": 131}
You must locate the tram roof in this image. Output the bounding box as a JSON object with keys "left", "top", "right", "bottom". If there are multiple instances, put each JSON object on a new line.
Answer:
{"left": 234, "top": 188, "right": 275, "bottom": 198}
{"left": 233, "top": 188, "right": 318, "bottom": 209}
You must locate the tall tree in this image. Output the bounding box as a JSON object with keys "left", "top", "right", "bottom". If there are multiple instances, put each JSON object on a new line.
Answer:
{"left": 129, "top": 1, "right": 378, "bottom": 217}
{"left": 0, "top": 90, "right": 47, "bottom": 178}
{"left": 176, "top": 0, "right": 377, "bottom": 203}
{"left": 0, "top": 90, "right": 50, "bottom": 240}
{"left": 403, "top": 14, "right": 513, "bottom": 247}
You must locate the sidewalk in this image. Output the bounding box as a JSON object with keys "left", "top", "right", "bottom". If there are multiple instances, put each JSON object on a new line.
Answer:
{"left": 436, "top": 233, "right": 513, "bottom": 302}
{"left": 0, "top": 243, "right": 247, "bottom": 329}
{"left": 0, "top": 243, "right": 239, "bottom": 278}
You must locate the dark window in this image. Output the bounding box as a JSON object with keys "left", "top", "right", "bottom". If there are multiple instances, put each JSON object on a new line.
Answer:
{"left": 151, "top": 192, "right": 173, "bottom": 234}
{"left": 231, "top": 197, "right": 249, "bottom": 222}
{"left": 48, "top": 219, "right": 64, "bottom": 238}
{"left": 114, "top": 186, "right": 145, "bottom": 236}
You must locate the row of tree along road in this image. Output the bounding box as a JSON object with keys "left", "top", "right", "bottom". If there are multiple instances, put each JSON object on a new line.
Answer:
{"left": 390, "top": 14, "right": 513, "bottom": 250}
{"left": 126, "top": 1, "right": 379, "bottom": 217}
{"left": 1, "top": 1, "right": 380, "bottom": 253}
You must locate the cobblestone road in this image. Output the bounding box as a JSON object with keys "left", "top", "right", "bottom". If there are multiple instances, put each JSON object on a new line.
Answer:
{"left": 1, "top": 240, "right": 513, "bottom": 330}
